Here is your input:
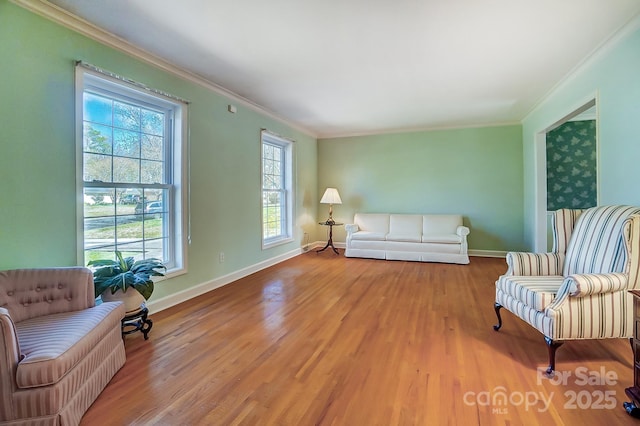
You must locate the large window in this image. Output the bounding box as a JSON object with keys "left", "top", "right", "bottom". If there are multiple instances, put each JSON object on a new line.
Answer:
{"left": 77, "top": 67, "right": 187, "bottom": 273}
{"left": 261, "top": 131, "right": 293, "bottom": 248}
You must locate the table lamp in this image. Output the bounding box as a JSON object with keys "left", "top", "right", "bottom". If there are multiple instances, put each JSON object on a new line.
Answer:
{"left": 320, "top": 187, "right": 342, "bottom": 225}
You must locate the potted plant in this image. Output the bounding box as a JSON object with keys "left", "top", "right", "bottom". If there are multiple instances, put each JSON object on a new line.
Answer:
{"left": 88, "top": 251, "right": 165, "bottom": 313}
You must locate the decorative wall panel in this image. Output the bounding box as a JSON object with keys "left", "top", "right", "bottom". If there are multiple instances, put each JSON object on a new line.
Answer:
{"left": 546, "top": 120, "right": 597, "bottom": 211}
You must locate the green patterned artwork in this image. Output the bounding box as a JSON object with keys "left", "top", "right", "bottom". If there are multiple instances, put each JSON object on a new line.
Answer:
{"left": 546, "top": 120, "right": 597, "bottom": 211}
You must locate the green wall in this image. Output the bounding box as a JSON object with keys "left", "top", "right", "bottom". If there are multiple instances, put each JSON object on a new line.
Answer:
{"left": 522, "top": 21, "right": 640, "bottom": 250}
{"left": 318, "top": 125, "right": 525, "bottom": 252}
{"left": 0, "top": 2, "right": 318, "bottom": 302}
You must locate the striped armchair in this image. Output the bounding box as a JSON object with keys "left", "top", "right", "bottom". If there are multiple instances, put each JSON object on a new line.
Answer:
{"left": 494, "top": 205, "right": 640, "bottom": 374}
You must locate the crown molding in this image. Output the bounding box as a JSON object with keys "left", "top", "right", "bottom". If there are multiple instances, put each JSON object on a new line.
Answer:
{"left": 318, "top": 120, "right": 522, "bottom": 140}
{"left": 10, "top": 0, "right": 318, "bottom": 139}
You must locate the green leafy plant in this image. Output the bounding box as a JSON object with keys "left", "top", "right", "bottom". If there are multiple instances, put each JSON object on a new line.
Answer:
{"left": 88, "top": 251, "right": 165, "bottom": 300}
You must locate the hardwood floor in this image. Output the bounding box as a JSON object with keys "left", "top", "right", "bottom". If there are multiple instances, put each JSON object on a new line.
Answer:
{"left": 82, "top": 253, "right": 638, "bottom": 425}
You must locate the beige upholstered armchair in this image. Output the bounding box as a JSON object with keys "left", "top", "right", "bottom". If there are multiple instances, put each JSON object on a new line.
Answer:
{"left": 0, "top": 267, "right": 126, "bottom": 425}
{"left": 494, "top": 205, "right": 640, "bottom": 374}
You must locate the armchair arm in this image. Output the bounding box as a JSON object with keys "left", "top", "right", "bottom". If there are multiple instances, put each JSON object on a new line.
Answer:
{"left": 566, "top": 273, "right": 628, "bottom": 297}
{"left": 345, "top": 224, "right": 359, "bottom": 234}
{"left": 545, "top": 272, "right": 628, "bottom": 316}
{"left": 544, "top": 273, "right": 632, "bottom": 338}
{"left": 505, "top": 252, "right": 565, "bottom": 276}
{"left": 456, "top": 225, "right": 470, "bottom": 237}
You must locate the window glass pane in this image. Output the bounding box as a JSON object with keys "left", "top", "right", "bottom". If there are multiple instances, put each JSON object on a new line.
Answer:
{"left": 142, "top": 134, "right": 163, "bottom": 160}
{"left": 141, "top": 109, "right": 164, "bottom": 136}
{"left": 84, "top": 215, "right": 115, "bottom": 245}
{"left": 113, "top": 157, "right": 140, "bottom": 183}
{"left": 84, "top": 153, "right": 112, "bottom": 182}
{"left": 114, "top": 101, "right": 140, "bottom": 131}
{"left": 141, "top": 160, "right": 163, "bottom": 184}
{"left": 143, "top": 237, "right": 165, "bottom": 260}
{"left": 84, "top": 123, "right": 112, "bottom": 154}
{"left": 115, "top": 189, "right": 142, "bottom": 207}
{"left": 84, "top": 188, "right": 115, "bottom": 217}
{"left": 83, "top": 93, "right": 112, "bottom": 126}
{"left": 263, "top": 144, "right": 273, "bottom": 159}
{"left": 113, "top": 129, "right": 141, "bottom": 158}
{"left": 116, "top": 215, "right": 143, "bottom": 241}
{"left": 85, "top": 244, "right": 117, "bottom": 264}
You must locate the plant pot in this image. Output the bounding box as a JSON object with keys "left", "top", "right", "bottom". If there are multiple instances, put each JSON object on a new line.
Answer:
{"left": 101, "top": 288, "right": 146, "bottom": 314}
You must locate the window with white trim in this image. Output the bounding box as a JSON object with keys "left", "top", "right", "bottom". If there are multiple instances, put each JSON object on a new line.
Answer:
{"left": 77, "top": 68, "right": 187, "bottom": 273}
{"left": 261, "top": 131, "right": 293, "bottom": 248}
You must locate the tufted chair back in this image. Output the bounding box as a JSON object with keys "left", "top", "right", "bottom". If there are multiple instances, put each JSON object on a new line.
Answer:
{"left": 0, "top": 267, "right": 95, "bottom": 323}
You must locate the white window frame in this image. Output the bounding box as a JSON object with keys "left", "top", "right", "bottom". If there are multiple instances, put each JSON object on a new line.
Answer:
{"left": 75, "top": 66, "right": 188, "bottom": 275}
{"left": 261, "top": 131, "right": 294, "bottom": 249}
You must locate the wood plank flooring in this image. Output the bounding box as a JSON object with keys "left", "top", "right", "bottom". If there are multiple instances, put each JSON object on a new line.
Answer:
{"left": 81, "top": 253, "right": 639, "bottom": 425}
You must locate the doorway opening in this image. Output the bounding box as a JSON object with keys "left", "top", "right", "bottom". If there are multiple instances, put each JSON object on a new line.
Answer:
{"left": 534, "top": 98, "right": 598, "bottom": 252}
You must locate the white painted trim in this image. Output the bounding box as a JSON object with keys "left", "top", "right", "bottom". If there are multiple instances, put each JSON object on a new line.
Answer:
{"left": 534, "top": 131, "right": 548, "bottom": 253}
{"left": 318, "top": 120, "right": 521, "bottom": 140}
{"left": 532, "top": 94, "right": 598, "bottom": 253}
{"left": 468, "top": 249, "right": 507, "bottom": 258}
{"left": 146, "top": 247, "right": 304, "bottom": 314}
{"left": 10, "top": 0, "right": 317, "bottom": 139}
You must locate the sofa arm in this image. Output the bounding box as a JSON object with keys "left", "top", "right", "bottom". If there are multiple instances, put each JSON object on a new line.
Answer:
{"left": 0, "top": 307, "right": 20, "bottom": 420}
{"left": 505, "top": 252, "right": 565, "bottom": 276}
{"left": 345, "top": 224, "right": 359, "bottom": 234}
{"left": 456, "top": 225, "right": 470, "bottom": 237}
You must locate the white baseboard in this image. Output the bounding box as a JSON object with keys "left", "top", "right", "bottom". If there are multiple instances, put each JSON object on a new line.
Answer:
{"left": 469, "top": 249, "right": 507, "bottom": 258}
{"left": 147, "top": 247, "right": 305, "bottom": 314}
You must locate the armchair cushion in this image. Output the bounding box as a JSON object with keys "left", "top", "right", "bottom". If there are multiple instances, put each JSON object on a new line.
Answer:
{"left": 496, "top": 275, "right": 564, "bottom": 311}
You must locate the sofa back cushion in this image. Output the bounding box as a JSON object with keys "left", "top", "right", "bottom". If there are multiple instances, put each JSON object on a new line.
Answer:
{"left": 563, "top": 205, "right": 640, "bottom": 276}
{"left": 0, "top": 268, "right": 95, "bottom": 323}
{"left": 354, "top": 213, "right": 390, "bottom": 234}
{"left": 388, "top": 215, "right": 422, "bottom": 242}
{"left": 422, "top": 215, "right": 462, "bottom": 236}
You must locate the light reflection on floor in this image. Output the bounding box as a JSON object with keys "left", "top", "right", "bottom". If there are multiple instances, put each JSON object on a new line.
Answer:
{"left": 261, "top": 280, "right": 285, "bottom": 333}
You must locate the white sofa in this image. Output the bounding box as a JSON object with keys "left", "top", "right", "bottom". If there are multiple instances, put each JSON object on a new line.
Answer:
{"left": 344, "top": 213, "right": 470, "bottom": 264}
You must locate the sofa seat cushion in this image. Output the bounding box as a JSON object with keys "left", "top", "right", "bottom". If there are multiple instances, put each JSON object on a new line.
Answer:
{"left": 351, "top": 231, "right": 387, "bottom": 241}
{"left": 385, "top": 233, "right": 421, "bottom": 243}
{"left": 496, "top": 275, "right": 564, "bottom": 312}
{"left": 422, "top": 234, "right": 462, "bottom": 244}
{"left": 14, "top": 302, "right": 124, "bottom": 389}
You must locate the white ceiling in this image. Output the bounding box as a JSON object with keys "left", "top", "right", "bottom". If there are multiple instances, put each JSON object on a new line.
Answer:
{"left": 45, "top": 0, "right": 640, "bottom": 138}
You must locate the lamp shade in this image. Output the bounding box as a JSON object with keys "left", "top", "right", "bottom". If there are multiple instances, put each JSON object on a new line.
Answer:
{"left": 320, "top": 188, "right": 342, "bottom": 204}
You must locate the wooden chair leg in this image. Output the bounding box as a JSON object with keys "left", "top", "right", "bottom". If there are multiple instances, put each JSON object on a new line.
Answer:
{"left": 493, "top": 303, "right": 503, "bottom": 331}
{"left": 545, "top": 336, "right": 564, "bottom": 375}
